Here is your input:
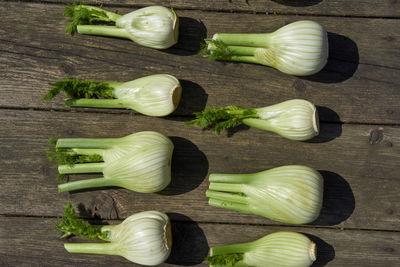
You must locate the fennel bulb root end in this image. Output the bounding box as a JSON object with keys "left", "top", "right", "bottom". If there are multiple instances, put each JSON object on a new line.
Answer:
{"left": 172, "top": 83, "right": 182, "bottom": 112}
{"left": 313, "top": 107, "right": 320, "bottom": 135}
{"left": 310, "top": 241, "right": 317, "bottom": 262}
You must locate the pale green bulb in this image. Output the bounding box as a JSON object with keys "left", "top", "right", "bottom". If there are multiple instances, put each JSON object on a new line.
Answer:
{"left": 116, "top": 6, "right": 179, "bottom": 49}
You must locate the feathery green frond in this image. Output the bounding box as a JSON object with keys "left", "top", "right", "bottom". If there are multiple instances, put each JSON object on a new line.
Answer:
{"left": 56, "top": 173, "right": 68, "bottom": 182}
{"left": 46, "top": 138, "right": 103, "bottom": 166}
{"left": 206, "top": 253, "right": 244, "bottom": 266}
{"left": 185, "top": 106, "right": 257, "bottom": 134}
{"left": 43, "top": 78, "right": 115, "bottom": 101}
{"left": 200, "top": 39, "right": 233, "bottom": 61}
{"left": 64, "top": 3, "right": 115, "bottom": 35}
{"left": 55, "top": 202, "right": 108, "bottom": 240}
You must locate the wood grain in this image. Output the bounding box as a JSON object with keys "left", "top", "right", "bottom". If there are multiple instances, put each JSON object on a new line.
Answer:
{"left": 1, "top": 2, "right": 400, "bottom": 124}
{"left": 12, "top": 0, "right": 400, "bottom": 17}
{"left": 0, "top": 216, "right": 399, "bottom": 266}
{"left": 0, "top": 109, "right": 398, "bottom": 230}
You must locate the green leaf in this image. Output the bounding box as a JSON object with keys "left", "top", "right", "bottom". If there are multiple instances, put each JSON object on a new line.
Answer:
{"left": 185, "top": 106, "right": 257, "bottom": 134}
{"left": 64, "top": 3, "right": 113, "bottom": 35}
{"left": 46, "top": 138, "right": 104, "bottom": 166}
{"left": 55, "top": 202, "right": 108, "bottom": 241}
{"left": 206, "top": 253, "right": 244, "bottom": 266}
{"left": 199, "top": 39, "right": 233, "bottom": 61}
{"left": 42, "top": 78, "right": 115, "bottom": 100}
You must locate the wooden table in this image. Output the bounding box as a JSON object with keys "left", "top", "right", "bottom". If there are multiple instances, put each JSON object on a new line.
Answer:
{"left": 1, "top": 0, "right": 399, "bottom": 266}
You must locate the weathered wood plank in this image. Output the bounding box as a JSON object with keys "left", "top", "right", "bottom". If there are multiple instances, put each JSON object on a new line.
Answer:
{"left": 17, "top": 0, "right": 400, "bottom": 17}
{"left": 1, "top": 2, "right": 400, "bottom": 124}
{"left": 0, "top": 216, "right": 399, "bottom": 266}
{"left": 0, "top": 109, "right": 398, "bottom": 230}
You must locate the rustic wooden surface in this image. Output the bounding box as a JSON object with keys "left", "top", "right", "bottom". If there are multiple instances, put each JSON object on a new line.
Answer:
{"left": 0, "top": 0, "right": 399, "bottom": 266}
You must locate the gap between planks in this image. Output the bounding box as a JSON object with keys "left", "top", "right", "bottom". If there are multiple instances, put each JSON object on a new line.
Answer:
{"left": 3, "top": 0, "right": 400, "bottom": 19}
{"left": 2, "top": 107, "right": 400, "bottom": 128}
{"left": 0, "top": 213, "right": 399, "bottom": 234}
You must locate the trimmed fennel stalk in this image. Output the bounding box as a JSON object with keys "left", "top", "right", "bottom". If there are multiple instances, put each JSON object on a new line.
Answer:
{"left": 206, "top": 165, "right": 323, "bottom": 224}
{"left": 47, "top": 131, "right": 174, "bottom": 193}
{"left": 186, "top": 99, "right": 319, "bottom": 141}
{"left": 43, "top": 74, "right": 182, "bottom": 117}
{"left": 65, "top": 4, "right": 179, "bottom": 49}
{"left": 57, "top": 203, "right": 172, "bottom": 266}
{"left": 202, "top": 20, "right": 328, "bottom": 76}
{"left": 206, "top": 231, "right": 316, "bottom": 267}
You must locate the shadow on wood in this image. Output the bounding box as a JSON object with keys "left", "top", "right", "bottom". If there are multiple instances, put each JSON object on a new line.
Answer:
{"left": 77, "top": 202, "right": 110, "bottom": 225}
{"left": 170, "top": 79, "right": 208, "bottom": 116}
{"left": 226, "top": 124, "right": 251, "bottom": 137}
{"left": 307, "top": 106, "right": 342, "bottom": 143}
{"left": 272, "top": 0, "right": 323, "bottom": 6}
{"left": 312, "top": 171, "right": 355, "bottom": 226}
{"left": 163, "top": 17, "right": 207, "bottom": 56}
{"left": 306, "top": 234, "right": 335, "bottom": 266}
{"left": 166, "top": 213, "right": 209, "bottom": 265}
{"left": 159, "top": 137, "right": 209, "bottom": 195}
{"left": 303, "top": 33, "right": 359, "bottom": 83}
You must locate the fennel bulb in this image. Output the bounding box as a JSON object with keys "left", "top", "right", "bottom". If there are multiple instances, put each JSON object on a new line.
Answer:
{"left": 43, "top": 74, "right": 182, "bottom": 117}
{"left": 65, "top": 4, "right": 178, "bottom": 49}
{"left": 47, "top": 131, "right": 174, "bottom": 193}
{"left": 206, "top": 165, "right": 323, "bottom": 224}
{"left": 202, "top": 20, "right": 328, "bottom": 76}
{"left": 206, "top": 231, "right": 316, "bottom": 267}
{"left": 186, "top": 99, "right": 319, "bottom": 141}
{"left": 57, "top": 203, "right": 172, "bottom": 266}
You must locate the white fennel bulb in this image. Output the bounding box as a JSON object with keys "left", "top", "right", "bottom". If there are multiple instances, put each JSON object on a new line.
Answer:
{"left": 61, "top": 207, "right": 172, "bottom": 266}
{"left": 102, "top": 131, "right": 173, "bottom": 162}
{"left": 101, "top": 211, "right": 172, "bottom": 265}
{"left": 254, "top": 20, "right": 328, "bottom": 76}
{"left": 113, "top": 74, "right": 182, "bottom": 117}
{"left": 104, "top": 143, "right": 173, "bottom": 193}
{"left": 116, "top": 6, "right": 179, "bottom": 49}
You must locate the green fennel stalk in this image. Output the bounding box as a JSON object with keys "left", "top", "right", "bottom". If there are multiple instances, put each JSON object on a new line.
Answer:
{"left": 46, "top": 138, "right": 104, "bottom": 181}
{"left": 64, "top": 3, "right": 122, "bottom": 35}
